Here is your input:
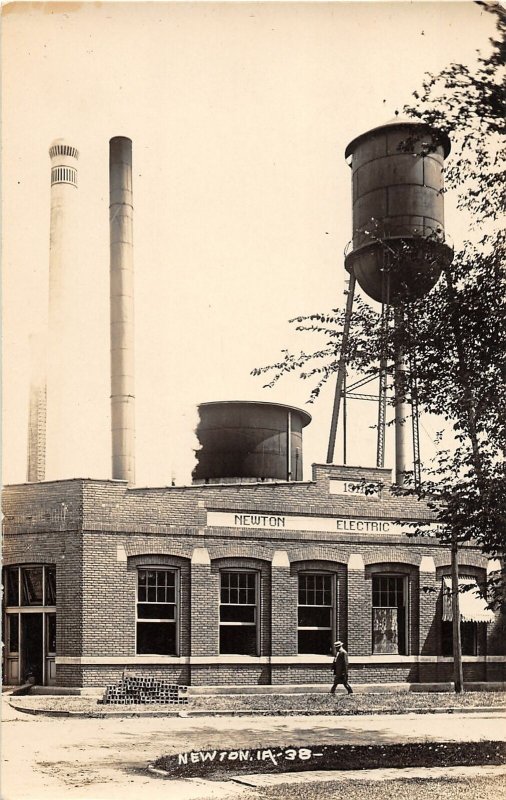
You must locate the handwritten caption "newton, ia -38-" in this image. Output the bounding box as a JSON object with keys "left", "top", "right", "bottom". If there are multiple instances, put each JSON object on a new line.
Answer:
{"left": 178, "top": 748, "right": 321, "bottom": 767}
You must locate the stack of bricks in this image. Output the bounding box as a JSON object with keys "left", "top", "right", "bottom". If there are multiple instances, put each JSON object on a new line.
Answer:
{"left": 100, "top": 674, "right": 188, "bottom": 705}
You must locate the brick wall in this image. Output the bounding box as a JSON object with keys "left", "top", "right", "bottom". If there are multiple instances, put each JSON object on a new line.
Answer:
{"left": 83, "top": 665, "right": 191, "bottom": 687}
{"left": 2, "top": 480, "right": 83, "bottom": 533}
{"left": 3, "top": 467, "right": 435, "bottom": 538}
{"left": 191, "top": 665, "right": 270, "bottom": 686}
{"left": 57, "top": 665, "right": 84, "bottom": 687}
{"left": 271, "top": 552, "right": 295, "bottom": 657}
{"left": 3, "top": 465, "right": 504, "bottom": 688}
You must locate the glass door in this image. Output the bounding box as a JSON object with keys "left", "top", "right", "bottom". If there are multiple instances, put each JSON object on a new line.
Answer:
{"left": 5, "top": 614, "right": 20, "bottom": 685}
{"left": 46, "top": 613, "right": 57, "bottom": 685}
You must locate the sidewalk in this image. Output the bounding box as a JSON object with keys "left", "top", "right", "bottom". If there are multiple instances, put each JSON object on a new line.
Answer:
{"left": 6, "top": 687, "right": 506, "bottom": 719}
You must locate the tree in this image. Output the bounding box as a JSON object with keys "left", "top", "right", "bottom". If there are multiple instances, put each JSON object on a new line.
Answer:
{"left": 253, "top": 5, "right": 506, "bottom": 622}
{"left": 404, "top": 1, "right": 505, "bottom": 226}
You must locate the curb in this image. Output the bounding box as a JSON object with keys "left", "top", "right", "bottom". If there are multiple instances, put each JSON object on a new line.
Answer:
{"left": 8, "top": 701, "right": 506, "bottom": 720}
{"left": 230, "top": 764, "right": 506, "bottom": 788}
{"left": 147, "top": 762, "right": 506, "bottom": 780}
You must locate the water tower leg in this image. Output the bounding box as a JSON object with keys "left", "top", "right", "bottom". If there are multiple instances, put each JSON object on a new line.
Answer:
{"left": 394, "top": 307, "right": 410, "bottom": 486}
{"left": 327, "top": 272, "right": 356, "bottom": 464}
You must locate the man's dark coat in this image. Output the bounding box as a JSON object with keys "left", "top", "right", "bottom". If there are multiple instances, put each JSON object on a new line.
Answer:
{"left": 332, "top": 648, "right": 349, "bottom": 681}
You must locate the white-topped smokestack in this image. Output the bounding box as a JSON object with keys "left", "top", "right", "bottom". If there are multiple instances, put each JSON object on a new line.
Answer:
{"left": 45, "top": 138, "right": 81, "bottom": 480}
{"left": 109, "top": 136, "right": 135, "bottom": 484}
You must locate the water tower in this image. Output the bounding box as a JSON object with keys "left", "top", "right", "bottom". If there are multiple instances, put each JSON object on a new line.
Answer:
{"left": 327, "top": 117, "right": 453, "bottom": 485}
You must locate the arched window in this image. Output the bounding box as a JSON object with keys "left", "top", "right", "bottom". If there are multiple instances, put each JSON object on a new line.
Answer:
{"left": 297, "top": 572, "right": 336, "bottom": 655}
{"left": 136, "top": 568, "right": 178, "bottom": 655}
{"left": 441, "top": 574, "right": 493, "bottom": 656}
{"left": 372, "top": 574, "right": 408, "bottom": 655}
{"left": 219, "top": 570, "right": 258, "bottom": 655}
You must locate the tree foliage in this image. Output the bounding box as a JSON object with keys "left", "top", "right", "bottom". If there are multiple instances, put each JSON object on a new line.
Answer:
{"left": 252, "top": 4, "right": 506, "bottom": 597}
{"left": 404, "top": 1, "right": 505, "bottom": 224}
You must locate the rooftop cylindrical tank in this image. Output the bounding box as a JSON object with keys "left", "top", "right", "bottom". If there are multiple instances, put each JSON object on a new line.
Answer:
{"left": 344, "top": 117, "right": 453, "bottom": 304}
{"left": 192, "top": 401, "right": 311, "bottom": 484}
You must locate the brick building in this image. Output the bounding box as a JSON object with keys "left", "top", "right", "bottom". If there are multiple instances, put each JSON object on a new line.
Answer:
{"left": 3, "top": 461, "right": 504, "bottom": 689}
{"left": 3, "top": 132, "right": 504, "bottom": 691}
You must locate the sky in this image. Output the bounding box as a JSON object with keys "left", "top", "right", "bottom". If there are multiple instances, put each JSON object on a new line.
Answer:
{"left": 1, "top": 1, "right": 497, "bottom": 487}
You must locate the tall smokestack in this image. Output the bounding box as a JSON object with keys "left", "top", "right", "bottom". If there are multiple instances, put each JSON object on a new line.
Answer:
{"left": 26, "top": 332, "right": 47, "bottom": 482}
{"left": 109, "top": 136, "right": 135, "bottom": 484}
{"left": 45, "top": 139, "right": 80, "bottom": 480}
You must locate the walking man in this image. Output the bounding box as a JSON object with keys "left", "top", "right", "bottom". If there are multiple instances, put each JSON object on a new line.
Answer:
{"left": 330, "top": 640, "right": 353, "bottom": 695}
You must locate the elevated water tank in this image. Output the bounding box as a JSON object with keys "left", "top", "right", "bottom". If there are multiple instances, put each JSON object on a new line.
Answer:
{"left": 344, "top": 117, "right": 453, "bottom": 304}
{"left": 192, "top": 401, "right": 311, "bottom": 484}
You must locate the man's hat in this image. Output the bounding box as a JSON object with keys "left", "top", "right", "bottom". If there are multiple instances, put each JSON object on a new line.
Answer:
{"left": 334, "top": 640, "right": 343, "bottom": 647}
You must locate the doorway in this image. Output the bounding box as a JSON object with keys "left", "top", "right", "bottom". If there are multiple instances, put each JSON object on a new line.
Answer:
{"left": 21, "top": 614, "right": 43, "bottom": 684}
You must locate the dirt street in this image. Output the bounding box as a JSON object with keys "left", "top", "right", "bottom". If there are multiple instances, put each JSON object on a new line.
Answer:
{"left": 2, "top": 696, "right": 505, "bottom": 800}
